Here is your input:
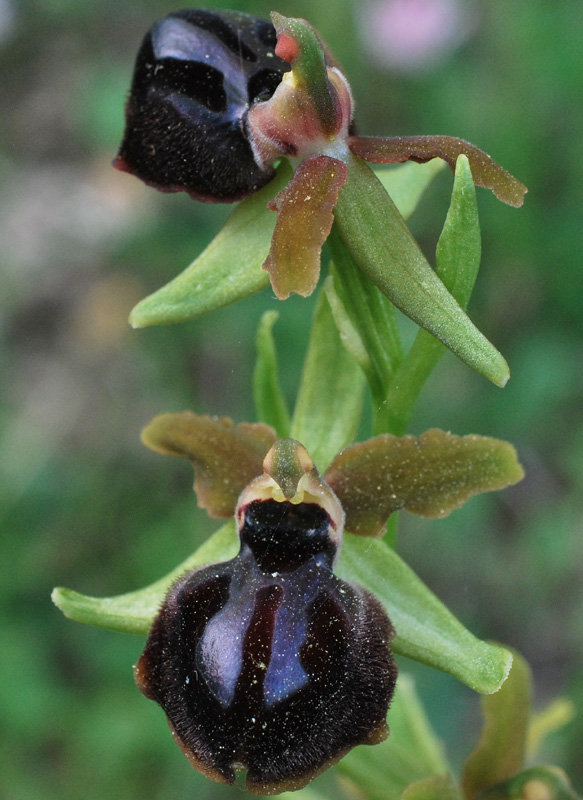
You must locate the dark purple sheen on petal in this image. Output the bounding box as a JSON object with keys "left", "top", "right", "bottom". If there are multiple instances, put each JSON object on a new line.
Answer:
{"left": 115, "top": 10, "right": 290, "bottom": 202}
{"left": 135, "top": 498, "right": 397, "bottom": 794}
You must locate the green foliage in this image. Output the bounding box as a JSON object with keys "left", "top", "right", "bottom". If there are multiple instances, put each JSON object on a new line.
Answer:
{"left": 3, "top": 1, "right": 582, "bottom": 799}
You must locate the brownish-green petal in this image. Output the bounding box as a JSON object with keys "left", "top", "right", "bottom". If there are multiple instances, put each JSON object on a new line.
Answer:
{"left": 348, "top": 135, "right": 527, "bottom": 208}
{"left": 325, "top": 429, "right": 524, "bottom": 537}
{"left": 462, "top": 650, "right": 532, "bottom": 799}
{"left": 264, "top": 155, "right": 347, "bottom": 298}
{"left": 141, "top": 413, "right": 276, "bottom": 517}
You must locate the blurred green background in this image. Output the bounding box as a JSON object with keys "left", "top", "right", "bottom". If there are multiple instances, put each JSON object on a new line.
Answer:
{"left": 1, "top": 0, "right": 582, "bottom": 797}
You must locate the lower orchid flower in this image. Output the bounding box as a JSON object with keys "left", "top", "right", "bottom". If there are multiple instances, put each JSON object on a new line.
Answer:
{"left": 52, "top": 411, "right": 523, "bottom": 793}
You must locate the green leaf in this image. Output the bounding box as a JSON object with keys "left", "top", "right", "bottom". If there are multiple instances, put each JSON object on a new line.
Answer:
{"left": 400, "top": 775, "right": 463, "bottom": 800}
{"left": 253, "top": 311, "right": 291, "bottom": 438}
{"left": 290, "top": 289, "right": 365, "bottom": 471}
{"left": 474, "top": 766, "right": 582, "bottom": 800}
{"left": 337, "top": 535, "right": 513, "bottom": 693}
{"left": 373, "top": 159, "right": 446, "bottom": 221}
{"left": 337, "top": 674, "right": 449, "bottom": 799}
{"left": 462, "top": 650, "right": 532, "bottom": 798}
{"left": 334, "top": 155, "right": 510, "bottom": 387}
{"left": 52, "top": 522, "right": 239, "bottom": 634}
{"left": 386, "top": 155, "right": 483, "bottom": 433}
{"left": 129, "top": 161, "right": 293, "bottom": 328}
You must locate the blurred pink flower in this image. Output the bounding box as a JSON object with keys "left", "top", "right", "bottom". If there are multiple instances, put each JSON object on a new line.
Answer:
{"left": 360, "top": 0, "right": 479, "bottom": 73}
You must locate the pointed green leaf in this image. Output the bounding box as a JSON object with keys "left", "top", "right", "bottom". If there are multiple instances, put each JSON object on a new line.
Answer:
{"left": 290, "top": 289, "right": 365, "bottom": 471}
{"left": 337, "top": 535, "right": 513, "bottom": 693}
{"left": 253, "top": 311, "right": 291, "bottom": 438}
{"left": 475, "top": 766, "right": 581, "bottom": 800}
{"left": 373, "top": 159, "right": 446, "bottom": 221}
{"left": 462, "top": 651, "right": 532, "bottom": 798}
{"left": 326, "top": 429, "right": 524, "bottom": 537}
{"left": 129, "top": 161, "right": 293, "bottom": 328}
{"left": 52, "top": 522, "right": 239, "bottom": 634}
{"left": 141, "top": 413, "right": 276, "bottom": 518}
{"left": 334, "top": 155, "right": 510, "bottom": 387}
{"left": 386, "top": 155, "right": 482, "bottom": 434}
{"left": 264, "top": 155, "right": 347, "bottom": 298}
{"left": 400, "top": 775, "right": 463, "bottom": 800}
{"left": 337, "top": 674, "right": 449, "bottom": 798}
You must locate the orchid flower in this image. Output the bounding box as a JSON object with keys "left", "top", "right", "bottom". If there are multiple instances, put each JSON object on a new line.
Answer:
{"left": 116, "top": 10, "right": 526, "bottom": 388}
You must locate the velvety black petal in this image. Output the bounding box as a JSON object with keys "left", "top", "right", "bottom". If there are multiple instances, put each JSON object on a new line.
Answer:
{"left": 135, "top": 499, "right": 397, "bottom": 794}
{"left": 115, "top": 10, "right": 290, "bottom": 202}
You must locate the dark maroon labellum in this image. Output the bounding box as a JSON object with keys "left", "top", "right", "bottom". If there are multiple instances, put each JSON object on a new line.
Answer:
{"left": 135, "top": 499, "right": 397, "bottom": 794}
{"left": 115, "top": 10, "right": 290, "bottom": 202}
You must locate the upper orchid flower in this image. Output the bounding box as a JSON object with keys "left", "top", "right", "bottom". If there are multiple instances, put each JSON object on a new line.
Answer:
{"left": 116, "top": 9, "right": 526, "bottom": 389}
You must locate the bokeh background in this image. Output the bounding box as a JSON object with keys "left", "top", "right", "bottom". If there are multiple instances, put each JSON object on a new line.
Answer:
{"left": 1, "top": 0, "right": 582, "bottom": 797}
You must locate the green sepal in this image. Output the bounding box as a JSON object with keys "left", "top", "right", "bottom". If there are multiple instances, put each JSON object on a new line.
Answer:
{"left": 462, "top": 650, "right": 533, "bottom": 798}
{"left": 338, "top": 536, "right": 513, "bottom": 694}
{"left": 334, "top": 155, "right": 510, "bottom": 387}
{"left": 129, "top": 161, "right": 293, "bottom": 328}
{"left": 337, "top": 674, "right": 449, "bottom": 798}
{"left": 474, "top": 766, "right": 582, "bottom": 800}
{"left": 386, "top": 154, "right": 483, "bottom": 433}
{"left": 253, "top": 311, "right": 291, "bottom": 438}
{"left": 51, "top": 522, "right": 239, "bottom": 634}
{"left": 290, "top": 289, "right": 364, "bottom": 472}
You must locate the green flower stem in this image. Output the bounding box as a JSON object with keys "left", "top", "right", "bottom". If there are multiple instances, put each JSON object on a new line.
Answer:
{"left": 253, "top": 310, "right": 291, "bottom": 437}
{"left": 327, "top": 225, "right": 403, "bottom": 435}
{"left": 290, "top": 289, "right": 364, "bottom": 471}
{"left": 386, "top": 155, "right": 482, "bottom": 434}
{"left": 334, "top": 154, "right": 510, "bottom": 388}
